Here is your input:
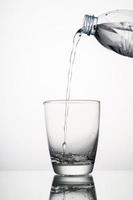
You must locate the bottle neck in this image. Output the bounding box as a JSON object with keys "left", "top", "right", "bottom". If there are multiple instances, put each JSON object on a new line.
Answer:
{"left": 82, "top": 15, "right": 98, "bottom": 35}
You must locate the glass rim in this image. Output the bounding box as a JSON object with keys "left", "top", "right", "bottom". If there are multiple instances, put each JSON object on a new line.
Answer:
{"left": 43, "top": 99, "right": 100, "bottom": 104}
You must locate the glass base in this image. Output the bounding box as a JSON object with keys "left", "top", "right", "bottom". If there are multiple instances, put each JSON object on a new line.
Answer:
{"left": 53, "top": 164, "right": 93, "bottom": 175}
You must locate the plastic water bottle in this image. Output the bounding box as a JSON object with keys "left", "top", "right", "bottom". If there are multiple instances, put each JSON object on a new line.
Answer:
{"left": 81, "top": 9, "right": 133, "bottom": 58}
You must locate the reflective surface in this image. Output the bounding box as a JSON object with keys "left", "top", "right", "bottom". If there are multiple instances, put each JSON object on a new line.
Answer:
{"left": 49, "top": 175, "right": 97, "bottom": 200}
{"left": 0, "top": 171, "right": 133, "bottom": 200}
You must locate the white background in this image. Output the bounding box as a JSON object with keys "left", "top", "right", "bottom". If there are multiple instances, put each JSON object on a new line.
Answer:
{"left": 0, "top": 0, "right": 133, "bottom": 170}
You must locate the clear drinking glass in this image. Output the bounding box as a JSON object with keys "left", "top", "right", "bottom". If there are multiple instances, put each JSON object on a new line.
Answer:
{"left": 44, "top": 100, "right": 100, "bottom": 175}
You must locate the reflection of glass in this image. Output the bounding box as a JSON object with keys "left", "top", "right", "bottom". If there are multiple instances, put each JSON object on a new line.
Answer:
{"left": 44, "top": 100, "right": 100, "bottom": 175}
{"left": 49, "top": 175, "right": 97, "bottom": 200}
